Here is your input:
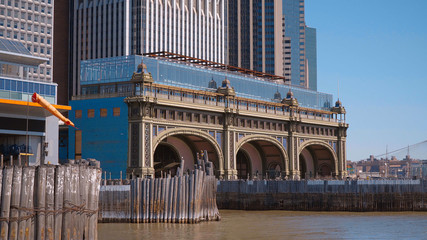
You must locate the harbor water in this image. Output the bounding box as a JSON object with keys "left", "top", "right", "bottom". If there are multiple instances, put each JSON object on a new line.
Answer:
{"left": 98, "top": 210, "right": 427, "bottom": 239}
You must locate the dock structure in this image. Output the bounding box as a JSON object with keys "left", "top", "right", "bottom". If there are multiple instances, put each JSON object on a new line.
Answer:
{"left": 99, "top": 150, "right": 221, "bottom": 223}
{"left": 217, "top": 179, "right": 427, "bottom": 211}
{"left": 0, "top": 158, "right": 101, "bottom": 240}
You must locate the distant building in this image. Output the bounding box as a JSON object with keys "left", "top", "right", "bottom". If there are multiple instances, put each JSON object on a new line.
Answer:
{"left": 282, "top": 0, "right": 307, "bottom": 87}
{"left": 228, "top": 0, "right": 284, "bottom": 77}
{"left": 305, "top": 26, "right": 317, "bottom": 91}
{"left": 0, "top": 0, "right": 54, "bottom": 82}
{"left": 352, "top": 155, "right": 424, "bottom": 179}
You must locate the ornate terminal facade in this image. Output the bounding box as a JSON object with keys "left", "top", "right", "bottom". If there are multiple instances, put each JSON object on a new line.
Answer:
{"left": 125, "top": 62, "right": 348, "bottom": 180}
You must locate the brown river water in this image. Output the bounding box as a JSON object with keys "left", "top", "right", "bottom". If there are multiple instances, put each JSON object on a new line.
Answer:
{"left": 98, "top": 210, "right": 427, "bottom": 240}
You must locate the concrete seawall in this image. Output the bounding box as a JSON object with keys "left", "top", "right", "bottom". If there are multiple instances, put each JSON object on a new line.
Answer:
{"left": 217, "top": 180, "right": 427, "bottom": 211}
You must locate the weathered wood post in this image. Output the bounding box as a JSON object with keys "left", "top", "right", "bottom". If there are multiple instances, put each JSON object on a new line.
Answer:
{"left": 45, "top": 166, "right": 55, "bottom": 240}
{"left": 54, "top": 165, "right": 65, "bottom": 240}
{"left": 35, "top": 165, "right": 47, "bottom": 240}
{"left": 0, "top": 166, "right": 13, "bottom": 240}
{"left": 9, "top": 166, "right": 22, "bottom": 240}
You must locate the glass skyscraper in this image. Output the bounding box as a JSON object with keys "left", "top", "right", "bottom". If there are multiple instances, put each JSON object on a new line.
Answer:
{"left": 227, "top": 0, "right": 285, "bottom": 79}
{"left": 305, "top": 26, "right": 317, "bottom": 91}
{"left": 228, "top": 0, "right": 315, "bottom": 89}
{"left": 282, "top": 0, "right": 306, "bottom": 87}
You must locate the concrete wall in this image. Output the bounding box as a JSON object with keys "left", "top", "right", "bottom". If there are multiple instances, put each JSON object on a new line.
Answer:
{"left": 44, "top": 115, "right": 59, "bottom": 164}
{"left": 68, "top": 97, "right": 128, "bottom": 178}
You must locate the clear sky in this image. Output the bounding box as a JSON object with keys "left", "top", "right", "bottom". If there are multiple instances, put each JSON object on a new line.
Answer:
{"left": 305, "top": 0, "right": 427, "bottom": 161}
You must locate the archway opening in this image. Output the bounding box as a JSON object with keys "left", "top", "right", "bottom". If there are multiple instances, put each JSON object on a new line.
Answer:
{"left": 299, "top": 144, "right": 335, "bottom": 179}
{"left": 236, "top": 150, "right": 251, "bottom": 179}
{"left": 237, "top": 140, "right": 286, "bottom": 179}
{"left": 153, "top": 133, "right": 221, "bottom": 177}
{"left": 153, "top": 143, "right": 180, "bottom": 177}
{"left": 299, "top": 155, "right": 307, "bottom": 179}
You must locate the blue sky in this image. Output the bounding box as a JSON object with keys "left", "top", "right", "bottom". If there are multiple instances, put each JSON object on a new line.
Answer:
{"left": 305, "top": 0, "right": 427, "bottom": 161}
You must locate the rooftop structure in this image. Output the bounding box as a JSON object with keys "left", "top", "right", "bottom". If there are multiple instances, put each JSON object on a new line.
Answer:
{"left": 78, "top": 54, "right": 332, "bottom": 110}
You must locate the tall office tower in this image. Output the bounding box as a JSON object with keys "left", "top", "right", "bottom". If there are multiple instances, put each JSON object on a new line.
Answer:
{"left": 70, "top": 0, "right": 226, "bottom": 97}
{"left": 229, "top": 0, "right": 314, "bottom": 88}
{"left": 0, "top": 0, "right": 54, "bottom": 83}
{"left": 53, "top": 1, "right": 70, "bottom": 105}
{"left": 228, "top": 0, "right": 284, "bottom": 78}
{"left": 282, "top": 0, "right": 306, "bottom": 87}
{"left": 305, "top": 26, "right": 317, "bottom": 91}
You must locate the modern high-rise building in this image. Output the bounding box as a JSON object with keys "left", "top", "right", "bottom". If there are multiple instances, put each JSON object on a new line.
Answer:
{"left": 69, "top": 0, "right": 226, "bottom": 97}
{"left": 228, "top": 0, "right": 315, "bottom": 88}
{"left": 305, "top": 26, "right": 317, "bottom": 91}
{"left": 282, "top": 0, "right": 306, "bottom": 87}
{"left": 0, "top": 0, "right": 54, "bottom": 82}
{"left": 0, "top": 0, "right": 71, "bottom": 166}
{"left": 228, "top": 0, "right": 284, "bottom": 79}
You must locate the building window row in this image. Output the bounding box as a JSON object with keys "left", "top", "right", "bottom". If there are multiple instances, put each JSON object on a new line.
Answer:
{"left": 300, "top": 126, "right": 336, "bottom": 136}
{"left": 154, "top": 108, "right": 222, "bottom": 125}
{"left": 75, "top": 107, "right": 121, "bottom": 119}
{"left": 238, "top": 118, "right": 287, "bottom": 131}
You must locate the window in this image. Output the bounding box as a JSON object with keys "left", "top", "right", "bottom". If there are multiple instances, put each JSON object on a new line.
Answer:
{"left": 113, "top": 107, "right": 120, "bottom": 116}
{"left": 87, "top": 109, "right": 95, "bottom": 118}
{"left": 75, "top": 130, "right": 82, "bottom": 160}
{"left": 100, "top": 108, "right": 107, "bottom": 117}
{"left": 75, "top": 110, "right": 82, "bottom": 119}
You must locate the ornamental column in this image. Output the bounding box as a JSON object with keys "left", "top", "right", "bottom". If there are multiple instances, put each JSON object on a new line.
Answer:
{"left": 332, "top": 99, "right": 349, "bottom": 179}
{"left": 125, "top": 60, "right": 156, "bottom": 178}
{"left": 282, "top": 89, "right": 300, "bottom": 180}
{"left": 218, "top": 77, "right": 238, "bottom": 179}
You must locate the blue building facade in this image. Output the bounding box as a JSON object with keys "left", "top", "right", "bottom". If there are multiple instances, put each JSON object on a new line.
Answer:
{"left": 68, "top": 97, "right": 128, "bottom": 178}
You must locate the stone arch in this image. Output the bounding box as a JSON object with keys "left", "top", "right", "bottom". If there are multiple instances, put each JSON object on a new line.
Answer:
{"left": 153, "top": 128, "right": 224, "bottom": 173}
{"left": 236, "top": 135, "right": 289, "bottom": 176}
{"left": 298, "top": 140, "right": 338, "bottom": 177}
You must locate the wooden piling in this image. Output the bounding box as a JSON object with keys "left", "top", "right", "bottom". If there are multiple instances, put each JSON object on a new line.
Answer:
{"left": 9, "top": 166, "right": 22, "bottom": 240}
{"left": 36, "top": 165, "right": 47, "bottom": 240}
{"left": 61, "top": 165, "right": 71, "bottom": 240}
{"left": 45, "top": 166, "right": 55, "bottom": 240}
{"left": 54, "top": 166, "right": 64, "bottom": 240}
{"left": 0, "top": 166, "right": 13, "bottom": 240}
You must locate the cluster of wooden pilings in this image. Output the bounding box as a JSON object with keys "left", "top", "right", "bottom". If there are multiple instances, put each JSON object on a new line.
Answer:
{"left": 129, "top": 169, "right": 220, "bottom": 223}
{"left": 0, "top": 160, "right": 102, "bottom": 240}
{"left": 99, "top": 150, "right": 221, "bottom": 223}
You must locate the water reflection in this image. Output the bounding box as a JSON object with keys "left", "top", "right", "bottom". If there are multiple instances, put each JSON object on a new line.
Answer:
{"left": 98, "top": 210, "right": 427, "bottom": 240}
